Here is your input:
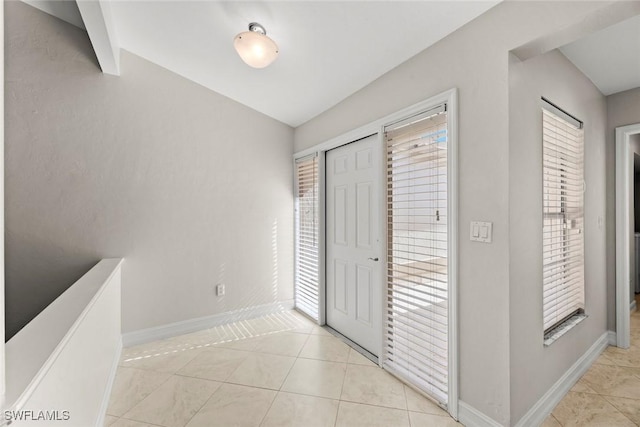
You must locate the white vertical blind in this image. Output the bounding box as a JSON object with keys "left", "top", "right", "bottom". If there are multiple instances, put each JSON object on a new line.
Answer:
{"left": 542, "top": 107, "right": 585, "bottom": 333}
{"left": 384, "top": 106, "right": 449, "bottom": 405}
{"left": 295, "top": 155, "right": 320, "bottom": 321}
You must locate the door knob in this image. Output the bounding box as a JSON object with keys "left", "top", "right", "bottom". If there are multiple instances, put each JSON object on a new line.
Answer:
{"left": 368, "top": 257, "right": 379, "bottom": 261}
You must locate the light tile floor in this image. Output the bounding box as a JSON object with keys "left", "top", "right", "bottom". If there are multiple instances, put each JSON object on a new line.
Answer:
{"left": 543, "top": 306, "right": 640, "bottom": 427}
{"left": 105, "top": 310, "right": 461, "bottom": 427}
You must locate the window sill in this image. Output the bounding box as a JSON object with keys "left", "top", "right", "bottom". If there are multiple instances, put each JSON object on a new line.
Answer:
{"left": 544, "top": 313, "right": 587, "bottom": 347}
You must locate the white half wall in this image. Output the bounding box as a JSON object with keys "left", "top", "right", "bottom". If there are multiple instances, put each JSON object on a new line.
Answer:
{"left": 5, "top": 259, "right": 123, "bottom": 427}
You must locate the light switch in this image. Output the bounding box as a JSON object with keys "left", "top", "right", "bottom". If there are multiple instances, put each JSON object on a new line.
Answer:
{"left": 470, "top": 221, "right": 493, "bottom": 243}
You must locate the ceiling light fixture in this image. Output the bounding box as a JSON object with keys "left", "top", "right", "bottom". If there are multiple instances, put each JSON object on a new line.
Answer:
{"left": 233, "top": 22, "right": 279, "bottom": 69}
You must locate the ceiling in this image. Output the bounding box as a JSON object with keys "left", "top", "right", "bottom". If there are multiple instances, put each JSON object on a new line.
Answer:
{"left": 560, "top": 14, "right": 640, "bottom": 96}
{"left": 22, "top": 0, "right": 499, "bottom": 127}
{"left": 22, "top": 1, "right": 640, "bottom": 126}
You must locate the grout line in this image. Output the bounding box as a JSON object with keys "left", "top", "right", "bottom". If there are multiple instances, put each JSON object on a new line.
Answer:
{"left": 112, "top": 368, "right": 175, "bottom": 418}
{"left": 337, "top": 395, "right": 407, "bottom": 411}
{"left": 219, "top": 381, "right": 281, "bottom": 393}
{"left": 178, "top": 378, "right": 221, "bottom": 427}
{"left": 332, "top": 399, "right": 341, "bottom": 427}
{"left": 323, "top": 361, "right": 349, "bottom": 427}
{"left": 257, "top": 389, "right": 279, "bottom": 426}
{"left": 602, "top": 401, "right": 636, "bottom": 427}
{"left": 277, "top": 358, "right": 297, "bottom": 393}
{"left": 550, "top": 414, "right": 562, "bottom": 427}
{"left": 336, "top": 360, "right": 348, "bottom": 399}
{"left": 402, "top": 382, "right": 410, "bottom": 413}
{"left": 296, "top": 333, "right": 312, "bottom": 358}
{"left": 117, "top": 414, "right": 166, "bottom": 427}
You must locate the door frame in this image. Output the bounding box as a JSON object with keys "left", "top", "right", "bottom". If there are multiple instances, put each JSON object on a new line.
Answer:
{"left": 294, "top": 88, "right": 458, "bottom": 418}
{"left": 615, "top": 123, "right": 640, "bottom": 349}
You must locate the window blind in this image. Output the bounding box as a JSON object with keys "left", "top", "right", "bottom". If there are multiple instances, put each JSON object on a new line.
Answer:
{"left": 542, "top": 106, "right": 585, "bottom": 333}
{"left": 384, "top": 106, "right": 449, "bottom": 405}
{"left": 295, "top": 155, "right": 320, "bottom": 321}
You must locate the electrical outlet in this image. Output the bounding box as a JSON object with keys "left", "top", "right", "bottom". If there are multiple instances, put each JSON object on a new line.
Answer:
{"left": 216, "top": 284, "right": 225, "bottom": 296}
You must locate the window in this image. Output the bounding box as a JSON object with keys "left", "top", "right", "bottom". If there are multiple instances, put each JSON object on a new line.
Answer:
{"left": 294, "top": 155, "right": 319, "bottom": 321}
{"left": 383, "top": 105, "right": 450, "bottom": 405}
{"left": 542, "top": 101, "right": 585, "bottom": 337}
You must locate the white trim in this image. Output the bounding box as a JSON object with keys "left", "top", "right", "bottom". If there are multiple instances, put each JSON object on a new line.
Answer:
{"left": 377, "top": 130, "right": 387, "bottom": 363}
{"left": 318, "top": 153, "right": 327, "bottom": 326}
{"left": 616, "top": 123, "right": 640, "bottom": 349}
{"left": 632, "top": 300, "right": 638, "bottom": 313}
{"left": 608, "top": 330, "right": 617, "bottom": 346}
{"left": 447, "top": 88, "right": 459, "bottom": 419}
{"left": 122, "top": 300, "right": 294, "bottom": 347}
{"left": 293, "top": 89, "right": 458, "bottom": 159}
{"left": 296, "top": 88, "right": 459, "bottom": 417}
{"left": 458, "top": 401, "right": 502, "bottom": 427}
{"left": 543, "top": 314, "right": 587, "bottom": 347}
{"left": 95, "top": 337, "right": 122, "bottom": 427}
{"left": 514, "top": 331, "right": 610, "bottom": 427}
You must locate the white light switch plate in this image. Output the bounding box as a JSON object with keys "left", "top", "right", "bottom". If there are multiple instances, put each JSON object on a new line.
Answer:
{"left": 470, "top": 221, "right": 492, "bottom": 243}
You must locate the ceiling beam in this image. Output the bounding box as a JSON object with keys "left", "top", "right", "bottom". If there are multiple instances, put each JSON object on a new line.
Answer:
{"left": 76, "top": 0, "right": 120, "bottom": 75}
{"left": 511, "top": 1, "right": 640, "bottom": 61}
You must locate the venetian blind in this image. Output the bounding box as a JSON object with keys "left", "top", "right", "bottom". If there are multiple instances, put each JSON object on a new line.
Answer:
{"left": 294, "top": 155, "right": 320, "bottom": 321}
{"left": 383, "top": 105, "right": 449, "bottom": 405}
{"left": 542, "top": 106, "right": 585, "bottom": 333}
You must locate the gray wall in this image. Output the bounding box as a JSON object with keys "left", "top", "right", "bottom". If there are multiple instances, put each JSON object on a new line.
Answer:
{"left": 294, "top": 2, "right": 627, "bottom": 425}
{"left": 508, "top": 49, "right": 607, "bottom": 423}
{"left": 606, "top": 88, "right": 640, "bottom": 330}
{"left": 5, "top": 1, "right": 294, "bottom": 339}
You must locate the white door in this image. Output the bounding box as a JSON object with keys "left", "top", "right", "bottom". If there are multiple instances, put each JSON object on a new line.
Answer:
{"left": 326, "top": 135, "right": 381, "bottom": 355}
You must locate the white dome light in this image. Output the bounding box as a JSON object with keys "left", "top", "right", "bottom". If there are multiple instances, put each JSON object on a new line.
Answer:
{"left": 234, "top": 23, "right": 279, "bottom": 69}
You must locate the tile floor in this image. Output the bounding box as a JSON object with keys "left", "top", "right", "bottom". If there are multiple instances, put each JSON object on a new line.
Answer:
{"left": 105, "top": 310, "right": 461, "bottom": 427}
{"left": 542, "top": 305, "right": 640, "bottom": 427}
{"left": 107, "top": 307, "right": 640, "bottom": 427}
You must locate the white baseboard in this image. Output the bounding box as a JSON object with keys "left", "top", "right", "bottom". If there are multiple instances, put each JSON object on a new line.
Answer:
{"left": 513, "top": 331, "right": 610, "bottom": 427}
{"left": 608, "top": 330, "right": 617, "bottom": 346}
{"left": 95, "top": 337, "right": 122, "bottom": 427}
{"left": 122, "top": 300, "right": 294, "bottom": 347}
{"left": 458, "top": 401, "right": 503, "bottom": 427}
{"left": 631, "top": 300, "right": 637, "bottom": 313}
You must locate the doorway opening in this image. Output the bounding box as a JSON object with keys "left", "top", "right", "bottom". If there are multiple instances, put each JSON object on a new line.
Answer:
{"left": 615, "top": 123, "right": 640, "bottom": 348}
